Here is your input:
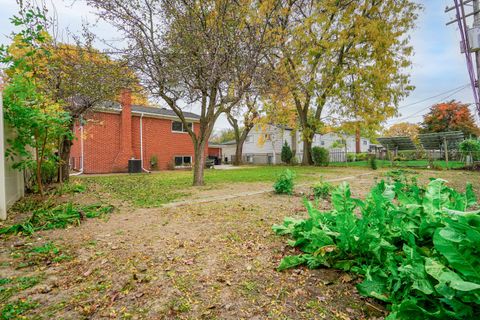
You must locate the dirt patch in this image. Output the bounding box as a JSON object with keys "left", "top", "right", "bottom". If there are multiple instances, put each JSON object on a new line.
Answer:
{"left": 2, "top": 168, "right": 479, "bottom": 319}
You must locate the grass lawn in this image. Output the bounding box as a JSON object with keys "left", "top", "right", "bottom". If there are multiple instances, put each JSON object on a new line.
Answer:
{"left": 79, "top": 166, "right": 346, "bottom": 207}
{"left": 330, "top": 159, "right": 465, "bottom": 169}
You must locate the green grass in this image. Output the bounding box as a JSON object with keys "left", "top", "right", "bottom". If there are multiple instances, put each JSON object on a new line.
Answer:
{"left": 330, "top": 160, "right": 465, "bottom": 169}
{"left": 80, "top": 166, "right": 329, "bottom": 207}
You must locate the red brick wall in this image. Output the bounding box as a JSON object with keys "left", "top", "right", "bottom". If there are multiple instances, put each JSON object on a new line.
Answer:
{"left": 71, "top": 111, "right": 207, "bottom": 173}
{"left": 71, "top": 112, "right": 122, "bottom": 174}
{"left": 132, "top": 115, "right": 206, "bottom": 171}
{"left": 208, "top": 147, "right": 222, "bottom": 158}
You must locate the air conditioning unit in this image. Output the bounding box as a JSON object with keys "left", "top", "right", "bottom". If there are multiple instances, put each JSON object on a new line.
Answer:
{"left": 468, "top": 27, "right": 480, "bottom": 52}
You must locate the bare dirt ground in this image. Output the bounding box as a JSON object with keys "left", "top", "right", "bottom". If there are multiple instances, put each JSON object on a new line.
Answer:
{"left": 1, "top": 168, "right": 479, "bottom": 320}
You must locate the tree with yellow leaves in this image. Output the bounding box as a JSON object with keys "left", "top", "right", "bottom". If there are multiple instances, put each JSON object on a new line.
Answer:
{"left": 268, "top": 0, "right": 419, "bottom": 164}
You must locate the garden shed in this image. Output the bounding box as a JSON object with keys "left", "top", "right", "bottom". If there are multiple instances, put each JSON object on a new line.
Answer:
{"left": 0, "top": 90, "right": 25, "bottom": 220}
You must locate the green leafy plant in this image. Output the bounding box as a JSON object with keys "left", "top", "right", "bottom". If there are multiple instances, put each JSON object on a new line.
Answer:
{"left": 369, "top": 155, "right": 378, "bottom": 170}
{"left": 281, "top": 141, "right": 294, "bottom": 164}
{"left": 459, "top": 139, "right": 480, "bottom": 162}
{"left": 150, "top": 154, "right": 159, "bottom": 170}
{"left": 312, "top": 147, "right": 329, "bottom": 166}
{"left": 1, "top": 298, "right": 38, "bottom": 319}
{"left": 273, "top": 178, "right": 480, "bottom": 319}
{"left": 273, "top": 169, "right": 295, "bottom": 195}
{"left": 1, "top": 8, "right": 72, "bottom": 195}
{"left": 312, "top": 181, "right": 333, "bottom": 199}
{"left": 0, "top": 203, "right": 114, "bottom": 236}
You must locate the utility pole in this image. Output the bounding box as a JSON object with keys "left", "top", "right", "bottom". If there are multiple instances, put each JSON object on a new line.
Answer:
{"left": 474, "top": 0, "right": 480, "bottom": 102}
{"left": 446, "top": 0, "right": 480, "bottom": 120}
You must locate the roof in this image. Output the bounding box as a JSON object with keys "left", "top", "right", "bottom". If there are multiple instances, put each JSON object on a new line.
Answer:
{"left": 96, "top": 101, "right": 201, "bottom": 120}
{"left": 419, "top": 131, "right": 464, "bottom": 150}
{"left": 218, "top": 140, "right": 237, "bottom": 145}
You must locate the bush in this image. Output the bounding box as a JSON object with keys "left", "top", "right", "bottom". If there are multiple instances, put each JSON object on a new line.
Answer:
{"left": 273, "top": 169, "right": 295, "bottom": 195}
{"left": 274, "top": 179, "right": 480, "bottom": 319}
{"left": 312, "top": 181, "right": 333, "bottom": 199}
{"left": 312, "top": 147, "right": 329, "bottom": 166}
{"left": 355, "top": 153, "right": 368, "bottom": 161}
{"left": 369, "top": 155, "right": 378, "bottom": 170}
{"left": 459, "top": 139, "right": 480, "bottom": 161}
{"left": 150, "top": 154, "right": 159, "bottom": 170}
{"left": 281, "top": 141, "right": 294, "bottom": 164}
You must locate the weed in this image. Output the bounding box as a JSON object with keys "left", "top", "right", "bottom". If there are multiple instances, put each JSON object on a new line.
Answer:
{"left": 312, "top": 181, "right": 333, "bottom": 199}
{"left": 0, "top": 276, "right": 41, "bottom": 302}
{"left": 273, "top": 169, "right": 295, "bottom": 195}
{"left": 1, "top": 299, "right": 38, "bottom": 319}
{"left": 0, "top": 203, "right": 114, "bottom": 236}
{"left": 241, "top": 280, "right": 258, "bottom": 295}
{"left": 54, "top": 181, "right": 86, "bottom": 195}
{"left": 168, "top": 296, "right": 191, "bottom": 313}
{"left": 11, "top": 242, "right": 72, "bottom": 268}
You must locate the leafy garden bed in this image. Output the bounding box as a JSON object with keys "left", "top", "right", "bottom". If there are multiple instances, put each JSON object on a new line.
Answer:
{"left": 274, "top": 175, "right": 480, "bottom": 319}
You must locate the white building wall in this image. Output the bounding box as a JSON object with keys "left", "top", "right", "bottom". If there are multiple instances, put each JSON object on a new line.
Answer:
{"left": 1, "top": 91, "right": 25, "bottom": 220}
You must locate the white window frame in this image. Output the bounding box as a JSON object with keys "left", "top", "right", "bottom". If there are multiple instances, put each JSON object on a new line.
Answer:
{"left": 245, "top": 135, "right": 254, "bottom": 143}
{"left": 174, "top": 155, "right": 193, "bottom": 167}
{"left": 171, "top": 121, "right": 193, "bottom": 133}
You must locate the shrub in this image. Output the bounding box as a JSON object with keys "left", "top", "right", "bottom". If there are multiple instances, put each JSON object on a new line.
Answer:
{"left": 312, "top": 147, "right": 329, "bottom": 166}
{"left": 273, "top": 169, "right": 295, "bottom": 195}
{"left": 355, "top": 153, "right": 368, "bottom": 161}
{"left": 312, "top": 181, "right": 333, "bottom": 199}
{"left": 150, "top": 154, "right": 159, "bottom": 170}
{"left": 274, "top": 179, "right": 480, "bottom": 319}
{"left": 281, "top": 141, "right": 294, "bottom": 164}
{"left": 369, "top": 155, "right": 378, "bottom": 170}
{"left": 459, "top": 139, "right": 480, "bottom": 161}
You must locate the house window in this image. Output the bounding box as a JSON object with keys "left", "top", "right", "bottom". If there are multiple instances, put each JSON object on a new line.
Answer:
{"left": 174, "top": 156, "right": 192, "bottom": 167}
{"left": 246, "top": 155, "right": 254, "bottom": 163}
{"left": 321, "top": 141, "right": 325, "bottom": 146}
{"left": 363, "top": 140, "right": 367, "bottom": 145}
{"left": 245, "top": 135, "right": 254, "bottom": 143}
{"left": 172, "top": 121, "right": 193, "bottom": 133}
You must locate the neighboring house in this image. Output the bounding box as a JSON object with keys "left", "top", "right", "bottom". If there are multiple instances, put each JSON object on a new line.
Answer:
{"left": 242, "top": 125, "right": 294, "bottom": 164}
{"left": 220, "top": 124, "right": 372, "bottom": 164}
{"left": 219, "top": 140, "right": 237, "bottom": 164}
{"left": 208, "top": 144, "right": 223, "bottom": 165}
{"left": 1, "top": 91, "right": 24, "bottom": 220}
{"left": 70, "top": 90, "right": 206, "bottom": 173}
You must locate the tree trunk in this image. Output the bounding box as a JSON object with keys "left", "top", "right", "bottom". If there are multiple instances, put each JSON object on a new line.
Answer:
{"left": 58, "top": 121, "right": 74, "bottom": 182}
{"left": 302, "top": 137, "right": 313, "bottom": 165}
{"left": 193, "top": 141, "right": 206, "bottom": 186}
{"left": 355, "top": 126, "right": 360, "bottom": 154}
{"left": 233, "top": 142, "right": 244, "bottom": 166}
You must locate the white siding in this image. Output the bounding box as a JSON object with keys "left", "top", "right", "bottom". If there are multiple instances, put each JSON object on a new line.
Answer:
{"left": 1, "top": 92, "right": 25, "bottom": 220}
{"left": 243, "top": 125, "right": 294, "bottom": 164}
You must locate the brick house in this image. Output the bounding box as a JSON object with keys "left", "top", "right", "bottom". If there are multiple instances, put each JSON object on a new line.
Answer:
{"left": 70, "top": 90, "right": 206, "bottom": 174}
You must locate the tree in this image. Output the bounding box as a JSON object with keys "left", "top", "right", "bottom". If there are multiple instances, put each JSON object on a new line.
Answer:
{"left": 268, "top": 0, "right": 419, "bottom": 165}
{"left": 1, "top": 7, "right": 71, "bottom": 195}
{"left": 281, "top": 141, "right": 293, "bottom": 164}
{"left": 210, "top": 128, "right": 236, "bottom": 144}
{"left": 45, "top": 40, "right": 142, "bottom": 182}
{"left": 421, "top": 101, "right": 480, "bottom": 137}
{"left": 384, "top": 122, "right": 420, "bottom": 141}
{"left": 226, "top": 94, "right": 260, "bottom": 166}
{"left": 86, "top": 0, "right": 275, "bottom": 185}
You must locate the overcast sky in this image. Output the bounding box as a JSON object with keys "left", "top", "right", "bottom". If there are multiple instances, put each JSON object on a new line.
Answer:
{"left": 1, "top": 0, "right": 479, "bottom": 130}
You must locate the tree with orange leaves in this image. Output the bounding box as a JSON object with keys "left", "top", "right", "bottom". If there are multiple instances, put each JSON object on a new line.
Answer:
{"left": 421, "top": 101, "right": 480, "bottom": 137}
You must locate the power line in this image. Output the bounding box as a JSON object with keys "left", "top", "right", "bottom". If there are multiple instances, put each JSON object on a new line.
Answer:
{"left": 398, "top": 83, "right": 469, "bottom": 109}
{"left": 391, "top": 85, "right": 470, "bottom": 122}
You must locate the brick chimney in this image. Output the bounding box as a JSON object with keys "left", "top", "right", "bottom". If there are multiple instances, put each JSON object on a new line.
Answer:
{"left": 112, "top": 89, "right": 134, "bottom": 172}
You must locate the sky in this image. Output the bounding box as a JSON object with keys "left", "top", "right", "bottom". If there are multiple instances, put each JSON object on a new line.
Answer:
{"left": 1, "top": 0, "right": 479, "bottom": 130}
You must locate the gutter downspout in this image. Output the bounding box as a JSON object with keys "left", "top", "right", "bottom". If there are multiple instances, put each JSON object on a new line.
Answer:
{"left": 140, "top": 113, "right": 151, "bottom": 173}
{"left": 70, "top": 119, "right": 84, "bottom": 176}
